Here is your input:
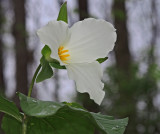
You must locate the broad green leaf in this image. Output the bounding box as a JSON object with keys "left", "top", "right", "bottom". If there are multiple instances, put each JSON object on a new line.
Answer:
{"left": 91, "top": 113, "right": 128, "bottom": 134}
{"left": 18, "top": 93, "right": 64, "bottom": 117}
{"left": 97, "top": 57, "right": 108, "bottom": 64}
{"left": 36, "top": 56, "right": 53, "bottom": 83}
{"left": 41, "top": 45, "right": 51, "bottom": 61}
{"left": 27, "top": 109, "right": 94, "bottom": 134}
{"left": 57, "top": 2, "right": 68, "bottom": 23}
{"left": 18, "top": 93, "right": 128, "bottom": 134}
{"left": 1, "top": 114, "right": 22, "bottom": 134}
{"left": 2, "top": 110, "right": 94, "bottom": 134}
{"left": 0, "top": 96, "right": 22, "bottom": 122}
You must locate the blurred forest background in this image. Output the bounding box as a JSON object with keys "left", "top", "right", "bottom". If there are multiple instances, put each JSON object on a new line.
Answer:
{"left": 0, "top": 0, "right": 160, "bottom": 134}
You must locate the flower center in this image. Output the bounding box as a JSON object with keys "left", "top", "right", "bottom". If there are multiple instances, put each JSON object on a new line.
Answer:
{"left": 58, "top": 46, "right": 70, "bottom": 63}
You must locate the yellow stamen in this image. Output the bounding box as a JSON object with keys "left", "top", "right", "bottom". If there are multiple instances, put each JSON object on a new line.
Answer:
{"left": 61, "top": 50, "right": 69, "bottom": 54}
{"left": 58, "top": 46, "right": 64, "bottom": 51}
{"left": 58, "top": 46, "right": 70, "bottom": 62}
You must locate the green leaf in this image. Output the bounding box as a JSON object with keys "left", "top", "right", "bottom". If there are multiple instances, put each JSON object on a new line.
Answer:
{"left": 18, "top": 93, "right": 128, "bottom": 134}
{"left": 36, "top": 56, "right": 53, "bottom": 83}
{"left": 97, "top": 57, "right": 108, "bottom": 64}
{"left": 57, "top": 2, "right": 68, "bottom": 23}
{"left": 92, "top": 113, "right": 128, "bottom": 134}
{"left": 27, "top": 111, "right": 94, "bottom": 134}
{"left": 0, "top": 96, "right": 22, "bottom": 122}
{"left": 2, "top": 109, "right": 93, "bottom": 134}
{"left": 18, "top": 93, "right": 64, "bottom": 117}
{"left": 1, "top": 114, "right": 22, "bottom": 134}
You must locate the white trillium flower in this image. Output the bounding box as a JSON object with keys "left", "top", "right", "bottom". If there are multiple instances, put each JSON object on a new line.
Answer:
{"left": 37, "top": 18, "right": 117, "bottom": 105}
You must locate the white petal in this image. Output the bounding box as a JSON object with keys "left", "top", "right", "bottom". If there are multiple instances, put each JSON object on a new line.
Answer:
{"left": 66, "top": 61, "right": 105, "bottom": 105}
{"left": 66, "top": 18, "right": 116, "bottom": 63}
{"left": 37, "top": 20, "right": 70, "bottom": 64}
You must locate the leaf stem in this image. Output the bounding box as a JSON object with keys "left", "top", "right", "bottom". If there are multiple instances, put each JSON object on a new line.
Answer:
{"left": 28, "top": 64, "right": 41, "bottom": 97}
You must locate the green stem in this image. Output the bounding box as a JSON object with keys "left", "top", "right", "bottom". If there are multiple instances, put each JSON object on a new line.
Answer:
{"left": 22, "top": 64, "right": 41, "bottom": 134}
{"left": 28, "top": 64, "right": 41, "bottom": 97}
{"left": 22, "top": 115, "right": 27, "bottom": 134}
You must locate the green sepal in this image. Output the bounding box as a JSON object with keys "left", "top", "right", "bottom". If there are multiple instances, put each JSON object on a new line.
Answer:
{"left": 97, "top": 57, "right": 108, "bottom": 63}
{"left": 36, "top": 56, "right": 53, "bottom": 83}
{"left": 41, "top": 45, "right": 51, "bottom": 61}
{"left": 57, "top": 2, "right": 68, "bottom": 23}
{"left": 41, "top": 45, "right": 66, "bottom": 69}
{"left": 49, "top": 62, "right": 66, "bottom": 69}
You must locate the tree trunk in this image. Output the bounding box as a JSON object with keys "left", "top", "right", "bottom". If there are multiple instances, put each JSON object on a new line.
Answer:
{"left": 12, "top": 0, "right": 28, "bottom": 106}
{"left": 0, "top": 0, "right": 5, "bottom": 134}
{"left": 0, "top": 0, "right": 5, "bottom": 94}
{"left": 0, "top": 35, "right": 4, "bottom": 94}
{"left": 0, "top": 0, "right": 5, "bottom": 133}
{"left": 78, "top": 0, "right": 89, "bottom": 20}
{"left": 112, "top": 0, "right": 137, "bottom": 134}
{"left": 149, "top": 0, "right": 158, "bottom": 63}
{"left": 145, "top": 1, "right": 160, "bottom": 133}
{"left": 113, "top": 0, "right": 131, "bottom": 75}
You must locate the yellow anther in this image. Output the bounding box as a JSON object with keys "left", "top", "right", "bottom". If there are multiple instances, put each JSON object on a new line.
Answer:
{"left": 61, "top": 50, "right": 69, "bottom": 54}
{"left": 58, "top": 46, "right": 70, "bottom": 62}
{"left": 58, "top": 46, "right": 64, "bottom": 51}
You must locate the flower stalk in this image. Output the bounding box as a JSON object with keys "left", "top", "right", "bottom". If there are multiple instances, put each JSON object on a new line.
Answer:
{"left": 22, "top": 64, "right": 42, "bottom": 134}
{"left": 28, "top": 64, "right": 42, "bottom": 97}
